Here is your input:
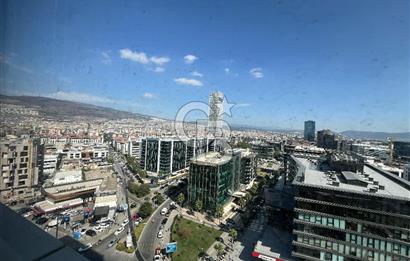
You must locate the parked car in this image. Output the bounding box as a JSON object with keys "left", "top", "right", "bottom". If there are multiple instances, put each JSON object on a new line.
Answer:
{"left": 80, "top": 228, "right": 87, "bottom": 235}
{"left": 122, "top": 219, "right": 129, "bottom": 226}
{"left": 161, "top": 218, "right": 168, "bottom": 225}
{"left": 114, "top": 226, "right": 124, "bottom": 236}
{"left": 107, "top": 239, "right": 118, "bottom": 248}
{"left": 36, "top": 217, "right": 48, "bottom": 225}
{"left": 157, "top": 230, "right": 163, "bottom": 238}
{"left": 94, "top": 226, "right": 103, "bottom": 233}
{"left": 86, "top": 230, "right": 97, "bottom": 237}
{"left": 160, "top": 208, "right": 167, "bottom": 215}
{"left": 100, "top": 222, "right": 110, "bottom": 229}
{"left": 130, "top": 203, "right": 137, "bottom": 208}
{"left": 78, "top": 243, "right": 92, "bottom": 252}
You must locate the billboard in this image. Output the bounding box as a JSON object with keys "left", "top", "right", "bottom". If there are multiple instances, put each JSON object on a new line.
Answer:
{"left": 166, "top": 242, "right": 177, "bottom": 254}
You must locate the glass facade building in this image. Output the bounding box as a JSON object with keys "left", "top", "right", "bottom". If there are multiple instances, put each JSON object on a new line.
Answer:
{"left": 304, "top": 120, "right": 316, "bottom": 142}
{"left": 188, "top": 151, "right": 241, "bottom": 213}
{"left": 287, "top": 155, "right": 410, "bottom": 261}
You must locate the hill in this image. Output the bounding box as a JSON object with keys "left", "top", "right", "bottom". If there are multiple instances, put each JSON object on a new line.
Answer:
{"left": 0, "top": 94, "right": 151, "bottom": 120}
{"left": 341, "top": 130, "right": 410, "bottom": 142}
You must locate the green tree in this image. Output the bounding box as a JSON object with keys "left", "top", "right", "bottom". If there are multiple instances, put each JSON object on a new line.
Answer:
{"left": 238, "top": 197, "right": 247, "bottom": 208}
{"left": 154, "top": 194, "right": 165, "bottom": 205}
{"left": 139, "top": 201, "right": 153, "bottom": 218}
{"left": 177, "top": 193, "right": 185, "bottom": 206}
{"left": 214, "top": 243, "right": 224, "bottom": 256}
{"left": 194, "top": 199, "right": 203, "bottom": 212}
{"left": 215, "top": 205, "right": 224, "bottom": 218}
{"left": 229, "top": 228, "right": 238, "bottom": 241}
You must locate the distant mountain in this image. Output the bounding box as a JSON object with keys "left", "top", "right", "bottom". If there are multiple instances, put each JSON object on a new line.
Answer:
{"left": 0, "top": 94, "right": 151, "bottom": 120}
{"left": 341, "top": 130, "right": 410, "bottom": 142}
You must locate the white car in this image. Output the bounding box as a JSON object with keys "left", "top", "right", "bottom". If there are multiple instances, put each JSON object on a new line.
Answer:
{"left": 114, "top": 226, "right": 124, "bottom": 236}
{"left": 100, "top": 223, "right": 110, "bottom": 229}
{"left": 78, "top": 243, "right": 92, "bottom": 252}
{"left": 93, "top": 226, "right": 103, "bottom": 233}
{"left": 47, "top": 219, "right": 58, "bottom": 227}
{"left": 160, "top": 208, "right": 167, "bottom": 215}
{"left": 80, "top": 228, "right": 87, "bottom": 235}
{"left": 157, "top": 230, "right": 163, "bottom": 238}
{"left": 134, "top": 221, "right": 140, "bottom": 226}
{"left": 122, "top": 219, "right": 129, "bottom": 226}
{"left": 154, "top": 255, "right": 161, "bottom": 260}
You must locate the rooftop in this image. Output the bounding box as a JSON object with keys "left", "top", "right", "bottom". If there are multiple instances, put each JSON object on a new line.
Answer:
{"left": 292, "top": 156, "right": 410, "bottom": 201}
{"left": 192, "top": 152, "right": 232, "bottom": 165}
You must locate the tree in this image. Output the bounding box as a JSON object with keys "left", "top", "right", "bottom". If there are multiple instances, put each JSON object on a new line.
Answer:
{"left": 139, "top": 201, "right": 153, "bottom": 218}
{"left": 215, "top": 205, "right": 224, "bottom": 218}
{"left": 128, "top": 182, "right": 151, "bottom": 198}
{"left": 177, "top": 193, "right": 185, "bottom": 206}
{"left": 229, "top": 228, "right": 238, "bottom": 241}
{"left": 194, "top": 199, "right": 203, "bottom": 212}
{"left": 238, "top": 197, "right": 247, "bottom": 208}
{"left": 214, "top": 243, "right": 224, "bottom": 256}
{"left": 154, "top": 194, "right": 165, "bottom": 205}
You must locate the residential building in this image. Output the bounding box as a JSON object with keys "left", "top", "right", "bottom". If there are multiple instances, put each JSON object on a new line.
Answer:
{"left": 287, "top": 155, "right": 410, "bottom": 261}
{"left": 0, "top": 136, "right": 41, "bottom": 201}
{"left": 128, "top": 139, "right": 141, "bottom": 159}
{"left": 239, "top": 149, "right": 257, "bottom": 184}
{"left": 188, "top": 151, "right": 241, "bottom": 213}
{"left": 304, "top": 121, "right": 316, "bottom": 142}
{"left": 403, "top": 164, "right": 410, "bottom": 181}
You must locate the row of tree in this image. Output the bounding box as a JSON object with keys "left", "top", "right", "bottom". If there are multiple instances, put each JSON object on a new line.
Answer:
{"left": 125, "top": 155, "right": 148, "bottom": 178}
{"left": 128, "top": 182, "right": 151, "bottom": 198}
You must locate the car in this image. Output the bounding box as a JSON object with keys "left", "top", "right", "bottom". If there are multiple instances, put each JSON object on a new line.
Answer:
{"left": 78, "top": 243, "right": 92, "bottom": 252}
{"left": 159, "top": 224, "right": 164, "bottom": 230}
{"left": 47, "top": 219, "right": 58, "bottom": 227}
{"left": 154, "top": 255, "right": 161, "bottom": 261}
{"left": 94, "top": 226, "right": 103, "bottom": 233}
{"left": 122, "top": 219, "right": 129, "bottom": 226}
{"left": 23, "top": 211, "right": 34, "bottom": 218}
{"left": 114, "top": 226, "right": 125, "bottom": 236}
{"left": 98, "top": 217, "right": 110, "bottom": 223}
{"left": 134, "top": 221, "right": 140, "bottom": 226}
{"left": 157, "top": 230, "right": 163, "bottom": 238}
{"left": 36, "top": 217, "right": 48, "bottom": 225}
{"left": 107, "top": 239, "right": 118, "bottom": 248}
{"left": 71, "top": 222, "right": 82, "bottom": 229}
{"left": 161, "top": 218, "right": 168, "bottom": 225}
{"left": 130, "top": 203, "right": 137, "bottom": 208}
{"left": 86, "top": 229, "right": 97, "bottom": 237}
{"left": 100, "top": 222, "right": 110, "bottom": 229}
{"left": 160, "top": 207, "right": 167, "bottom": 215}
{"left": 80, "top": 228, "right": 87, "bottom": 235}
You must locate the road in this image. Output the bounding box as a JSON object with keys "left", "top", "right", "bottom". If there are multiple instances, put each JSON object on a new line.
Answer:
{"left": 138, "top": 198, "right": 173, "bottom": 261}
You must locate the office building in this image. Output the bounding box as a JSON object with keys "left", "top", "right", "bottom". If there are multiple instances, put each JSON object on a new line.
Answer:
{"left": 392, "top": 141, "right": 410, "bottom": 163}
{"left": 208, "top": 91, "right": 224, "bottom": 134}
{"left": 127, "top": 139, "right": 141, "bottom": 159}
{"left": 239, "top": 150, "right": 257, "bottom": 184}
{"left": 188, "top": 151, "right": 241, "bottom": 213}
{"left": 287, "top": 155, "right": 410, "bottom": 261}
{"left": 403, "top": 164, "right": 410, "bottom": 181}
{"left": 304, "top": 121, "right": 316, "bottom": 142}
{"left": 317, "top": 129, "right": 337, "bottom": 150}
{"left": 0, "top": 136, "right": 41, "bottom": 201}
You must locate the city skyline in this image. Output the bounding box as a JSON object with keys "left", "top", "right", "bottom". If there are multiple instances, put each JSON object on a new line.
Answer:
{"left": 1, "top": 0, "right": 409, "bottom": 133}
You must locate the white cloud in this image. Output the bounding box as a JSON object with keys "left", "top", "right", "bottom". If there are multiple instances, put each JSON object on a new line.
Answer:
{"left": 191, "top": 71, "right": 203, "bottom": 77}
{"left": 225, "top": 68, "right": 230, "bottom": 74}
{"left": 101, "top": 51, "right": 112, "bottom": 64}
{"left": 119, "top": 49, "right": 149, "bottom": 64}
{"left": 150, "top": 56, "right": 170, "bottom": 66}
{"left": 184, "top": 54, "right": 198, "bottom": 64}
{"left": 249, "top": 67, "right": 264, "bottom": 79}
{"left": 47, "top": 91, "right": 116, "bottom": 104}
{"left": 174, "top": 77, "right": 203, "bottom": 87}
{"left": 148, "top": 66, "right": 165, "bottom": 73}
{"left": 143, "top": 92, "right": 155, "bottom": 99}
{"left": 235, "top": 103, "right": 251, "bottom": 107}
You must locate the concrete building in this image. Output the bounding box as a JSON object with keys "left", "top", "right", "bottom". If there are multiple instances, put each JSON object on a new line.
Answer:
{"left": 304, "top": 120, "right": 316, "bottom": 142}
{"left": 128, "top": 139, "right": 141, "bottom": 159}
{"left": 317, "top": 129, "right": 337, "bottom": 150}
{"left": 0, "top": 136, "right": 41, "bottom": 201}
{"left": 239, "top": 149, "right": 257, "bottom": 185}
{"left": 52, "top": 170, "right": 82, "bottom": 185}
{"left": 188, "top": 151, "right": 241, "bottom": 213}
{"left": 288, "top": 155, "right": 410, "bottom": 261}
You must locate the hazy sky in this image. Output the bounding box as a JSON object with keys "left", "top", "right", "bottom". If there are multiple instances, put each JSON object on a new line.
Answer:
{"left": 1, "top": 0, "right": 409, "bottom": 132}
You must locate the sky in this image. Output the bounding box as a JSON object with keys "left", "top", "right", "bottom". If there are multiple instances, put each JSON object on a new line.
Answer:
{"left": 0, "top": 0, "right": 409, "bottom": 132}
